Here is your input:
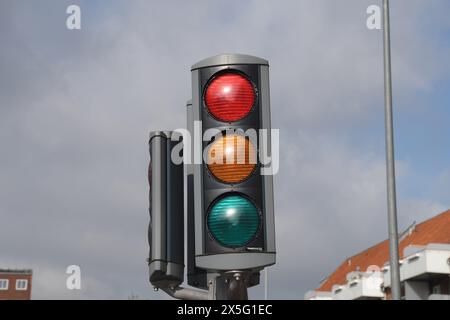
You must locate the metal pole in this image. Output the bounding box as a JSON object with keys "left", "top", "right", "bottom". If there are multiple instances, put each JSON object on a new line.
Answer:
{"left": 162, "top": 286, "right": 209, "bottom": 300}
{"left": 227, "top": 273, "right": 248, "bottom": 300}
{"left": 382, "top": 0, "right": 401, "bottom": 300}
{"left": 264, "top": 268, "right": 268, "bottom": 300}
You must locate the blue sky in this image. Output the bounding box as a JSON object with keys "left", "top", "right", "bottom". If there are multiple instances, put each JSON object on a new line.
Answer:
{"left": 396, "top": 80, "right": 450, "bottom": 201}
{"left": 0, "top": 0, "right": 449, "bottom": 299}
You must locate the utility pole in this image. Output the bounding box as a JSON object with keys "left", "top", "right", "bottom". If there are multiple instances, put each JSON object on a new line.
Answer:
{"left": 382, "top": 0, "right": 402, "bottom": 300}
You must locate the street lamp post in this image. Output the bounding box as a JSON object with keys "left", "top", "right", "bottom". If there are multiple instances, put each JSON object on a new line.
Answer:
{"left": 382, "top": 0, "right": 402, "bottom": 300}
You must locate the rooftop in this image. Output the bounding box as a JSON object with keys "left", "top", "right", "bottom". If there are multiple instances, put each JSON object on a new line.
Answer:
{"left": 317, "top": 209, "right": 450, "bottom": 292}
{"left": 0, "top": 269, "right": 33, "bottom": 275}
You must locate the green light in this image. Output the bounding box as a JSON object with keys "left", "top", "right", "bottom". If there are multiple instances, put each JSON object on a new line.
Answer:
{"left": 207, "top": 194, "right": 260, "bottom": 247}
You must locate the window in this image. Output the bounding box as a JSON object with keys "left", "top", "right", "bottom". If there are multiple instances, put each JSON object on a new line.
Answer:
{"left": 0, "top": 279, "right": 9, "bottom": 290}
{"left": 432, "top": 284, "right": 441, "bottom": 295}
{"left": 15, "top": 279, "right": 28, "bottom": 291}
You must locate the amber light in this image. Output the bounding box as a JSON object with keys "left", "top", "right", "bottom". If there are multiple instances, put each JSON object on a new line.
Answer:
{"left": 204, "top": 72, "right": 255, "bottom": 122}
{"left": 207, "top": 135, "right": 257, "bottom": 184}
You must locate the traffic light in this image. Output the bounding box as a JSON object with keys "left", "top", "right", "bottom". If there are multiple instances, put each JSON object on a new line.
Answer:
{"left": 148, "top": 131, "right": 184, "bottom": 289}
{"left": 190, "top": 54, "right": 276, "bottom": 272}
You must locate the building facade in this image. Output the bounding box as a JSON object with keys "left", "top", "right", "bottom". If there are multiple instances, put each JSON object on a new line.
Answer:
{"left": 305, "top": 209, "right": 450, "bottom": 300}
{"left": 0, "top": 269, "right": 32, "bottom": 300}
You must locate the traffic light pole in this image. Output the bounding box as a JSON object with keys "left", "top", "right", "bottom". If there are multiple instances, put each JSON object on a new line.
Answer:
{"left": 210, "top": 272, "right": 250, "bottom": 300}
{"left": 161, "top": 286, "right": 209, "bottom": 300}
{"left": 160, "top": 272, "right": 250, "bottom": 300}
{"left": 383, "top": 0, "right": 402, "bottom": 300}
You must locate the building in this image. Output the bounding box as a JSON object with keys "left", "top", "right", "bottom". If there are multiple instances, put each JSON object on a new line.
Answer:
{"left": 305, "top": 209, "right": 450, "bottom": 300}
{"left": 0, "top": 269, "right": 33, "bottom": 300}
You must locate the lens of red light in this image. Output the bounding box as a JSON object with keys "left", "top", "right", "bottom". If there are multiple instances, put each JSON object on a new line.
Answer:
{"left": 204, "top": 72, "right": 255, "bottom": 122}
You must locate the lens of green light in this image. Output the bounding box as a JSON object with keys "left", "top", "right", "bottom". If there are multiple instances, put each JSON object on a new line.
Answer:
{"left": 207, "top": 194, "right": 260, "bottom": 247}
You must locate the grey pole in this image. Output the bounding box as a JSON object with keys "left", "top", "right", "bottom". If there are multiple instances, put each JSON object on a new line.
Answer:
{"left": 162, "top": 286, "right": 209, "bottom": 300}
{"left": 264, "top": 268, "right": 268, "bottom": 300}
{"left": 382, "top": 0, "right": 402, "bottom": 300}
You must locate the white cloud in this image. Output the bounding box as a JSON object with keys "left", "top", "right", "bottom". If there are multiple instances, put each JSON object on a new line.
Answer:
{"left": 0, "top": 0, "right": 449, "bottom": 299}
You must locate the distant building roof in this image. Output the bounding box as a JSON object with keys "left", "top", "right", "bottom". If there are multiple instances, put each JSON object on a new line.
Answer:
{"left": 0, "top": 269, "right": 33, "bottom": 274}
{"left": 317, "top": 209, "right": 450, "bottom": 292}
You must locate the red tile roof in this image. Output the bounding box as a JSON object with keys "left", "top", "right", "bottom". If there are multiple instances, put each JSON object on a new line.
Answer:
{"left": 317, "top": 209, "right": 450, "bottom": 292}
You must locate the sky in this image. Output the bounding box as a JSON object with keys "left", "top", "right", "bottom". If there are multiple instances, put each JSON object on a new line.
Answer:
{"left": 0, "top": 0, "right": 449, "bottom": 299}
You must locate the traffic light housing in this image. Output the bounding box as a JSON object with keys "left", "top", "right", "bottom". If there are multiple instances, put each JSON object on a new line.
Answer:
{"left": 190, "top": 54, "right": 276, "bottom": 272}
{"left": 148, "top": 131, "right": 184, "bottom": 288}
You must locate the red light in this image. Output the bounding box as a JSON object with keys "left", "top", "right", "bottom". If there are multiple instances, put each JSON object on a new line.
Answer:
{"left": 205, "top": 72, "right": 255, "bottom": 122}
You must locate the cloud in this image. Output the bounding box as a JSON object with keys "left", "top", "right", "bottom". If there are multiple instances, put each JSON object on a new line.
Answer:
{"left": 0, "top": 0, "right": 449, "bottom": 299}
